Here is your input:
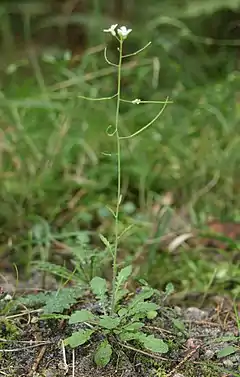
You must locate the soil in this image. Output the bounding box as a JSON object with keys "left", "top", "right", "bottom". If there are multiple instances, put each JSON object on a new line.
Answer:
{"left": 0, "top": 284, "right": 239, "bottom": 377}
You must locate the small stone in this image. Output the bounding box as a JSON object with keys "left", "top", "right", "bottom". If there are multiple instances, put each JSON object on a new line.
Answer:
{"left": 58, "top": 361, "right": 68, "bottom": 371}
{"left": 230, "top": 354, "right": 240, "bottom": 363}
{"left": 184, "top": 307, "right": 207, "bottom": 321}
{"left": 45, "top": 370, "right": 57, "bottom": 377}
{"left": 223, "top": 359, "right": 234, "bottom": 368}
{"left": 174, "top": 306, "right": 182, "bottom": 316}
{"left": 204, "top": 349, "right": 215, "bottom": 359}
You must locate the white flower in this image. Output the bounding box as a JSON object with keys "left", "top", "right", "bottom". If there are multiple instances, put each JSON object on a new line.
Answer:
{"left": 132, "top": 98, "right": 141, "bottom": 104}
{"left": 117, "top": 26, "right": 132, "bottom": 39}
{"left": 103, "top": 24, "right": 118, "bottom": 37}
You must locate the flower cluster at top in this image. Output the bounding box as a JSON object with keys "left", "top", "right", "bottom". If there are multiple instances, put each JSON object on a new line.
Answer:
{"left": 103, "top": 24, "right": 132, "bottom": 39}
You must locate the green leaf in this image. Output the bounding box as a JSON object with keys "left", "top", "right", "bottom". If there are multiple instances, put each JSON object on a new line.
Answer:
{"left": 35, "top": 261, "right": 85, "bottom": 284}
{"left": 172, "top": 319, "right": 185, "bottom": 332}
{"left": 143, "top": 335, "right": 169, "bottom": 354}
{"left": 116, "top": 265, "right": 132, "bottom": 285}
{"left": 94, "top": 340, "right": 112, "bottom": 367}
{"left": 118, "top": 308, "right": 128, "bottom": 317}
{"left": 43, "top": 287, "right": 84, "bottom": 314}
{"left": 69, "top": 310, "right": 97, "bottom": 324}
{"left": 165, "top": 283, "right": 174, "bottom": 296}
{"left": 114, "top": 266, "right": 132, "bottom": 306}
{"left": 146, "top": 310, "right": 158, "bottom": 320}
{"left": 18, "top": 292, "right": 50, "bottom": 307}
{"left": 99, "top": 315, "right": 121, "bottom": 330}
{"left": 129, "top": 302, "right": 159, "bottom": 316}
{"left": 18, "top": 286, "right": 84, "bottom": 315}
{"left": 122, "top": 322, "right": 144, "bottom": 332}
{"left": 217, "top": 345, "right": 238, "bottom": 359}
{"left": 115, "top": 288, "right": 129, "bottom": 305}
{"left": 90, "top": 276, "right": 107, "bottom": 305}
{"left": 119, "top": 331, "right": 144, "bottom": 342}
{"left": 99, "top": 234, "right": 111, "bottom": 250}
{"left": 127, "top": 287, "right": 154, "bottom": 313}
{"left": 64, "top": 329, "right": 94, "bottom": 348}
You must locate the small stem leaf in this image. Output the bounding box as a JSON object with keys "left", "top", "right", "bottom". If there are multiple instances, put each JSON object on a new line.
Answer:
{"left": 64, "top": 329, "right": 94, "bottom": 348}
{"left": 99, "top": 234, "right": 111, "bottom": 249}
{"left": 127, "top": 287, "right": 154, "bottom": 311}
{"left": 143, "top": 335, "right": 169, "bottom": 353}
{"left": 115, "top": 288, "right": 129, "bottom": 305}
{"left": 217, "top": 346, "right": 238, "bottom": 358}
{"left": 114, "top": 265, "right": 132, "bottom": 306}
{"left": 69, "top": 309, "right": 97, "bottom": 324}
{"left": 116, "top": 265, "right": 132, "bottom": 285}
{"left": 90, "top": 276, "right": 107, "bottom": 300}
{"left": 106, "top": 206, "right": 116, "bottom": 218}
{"left": 99, "top": 315, "right": 121, "bottom": 329}
{"left": 94, "top": 340, "right": 112, "bottom": 367}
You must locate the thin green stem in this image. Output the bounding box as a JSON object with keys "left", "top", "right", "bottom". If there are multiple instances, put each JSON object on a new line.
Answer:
{"left": 110, "top": 39, "right": 123, "bottom": 316}
{"left": 119, "top": 97, "right": 169, "bottom": 139}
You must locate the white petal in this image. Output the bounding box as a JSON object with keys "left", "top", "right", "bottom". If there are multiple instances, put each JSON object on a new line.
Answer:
{"left": 103, "top": 24, "right": 118, "bottom": 36}
{"left": 117, "top": 26, "right": 132, "bottom": 38}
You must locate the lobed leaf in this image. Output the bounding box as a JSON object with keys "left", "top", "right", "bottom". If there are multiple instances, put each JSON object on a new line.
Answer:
{"left": 217, "top": 345, "right": 238, "bottom": 358}
{"left": 90, "top": 276, "right": 108, "bottom": 306}
{"left": 69, "top": 309, "right": 97, "bottom": 324}
{"left": 64, "top": 329, "right": 94, "bottom": 348}
{"left": 143, "top": 335, "right": 169, "bottom": 354}
{"left": 94, "top": 340, "right": 112, "bottom": 367}
{"left": 99, "top": 315, "right": 121, "bottom": 329}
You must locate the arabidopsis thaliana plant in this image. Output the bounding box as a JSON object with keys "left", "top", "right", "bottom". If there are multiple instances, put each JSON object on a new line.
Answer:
{"left": 103, "top": 24, "right": 118, "bottom": 37}
{"left": 117, "top": 26, "right": 132, "bottom": 39}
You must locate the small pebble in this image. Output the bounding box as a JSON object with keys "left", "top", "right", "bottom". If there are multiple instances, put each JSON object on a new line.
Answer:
{"left": 174, "top": 306, "right": 182, "bottom": 316}
{"left": 204, "top": 349, "right": 215, "bottom": 359}
{"left": 223, "top": 359, "right": 234, "bottom": 368}
{"left": 45, "top": 370, "right": 57, "bottom": 377}
{"left": 184, "top": 307, "right": 207, "bottom": 321}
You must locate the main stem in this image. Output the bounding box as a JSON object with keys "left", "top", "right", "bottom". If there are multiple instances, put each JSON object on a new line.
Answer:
{"left": 110, "top": 39, "right": 123, "bottom": 316}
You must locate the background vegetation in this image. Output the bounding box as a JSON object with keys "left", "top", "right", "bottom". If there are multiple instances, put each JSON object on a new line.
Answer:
{"left": 0, "top": 0, "right": 239, "bottom": 300}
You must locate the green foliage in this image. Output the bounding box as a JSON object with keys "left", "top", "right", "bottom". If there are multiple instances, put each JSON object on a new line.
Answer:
{"left": 33, "top": 230, "right": 110, "bottom": 284}
{"left": 172, "top": 319, "right": 186, "bottom": 333}
{"left": 64, "top": 274, "right": 169, "bottom": 366}
{"left": 64, "top": 329, "right": 94, "bottom": 348}
{"left": 0, "top": 319, "right": 19, "bottom": 340}
{"left": 142, "top": 335, "right": 168, "bottom": 353}
{"left": 94, "top": 340, "right": 112, "bottom": 367}
{"left": 217, "top": 345, "right": 238, "bottom": 359}
{"left": 18, "top": 286, "right": 84, "bottom": 314}
{"left": 90, "top": 277, "right": 108, "bottom": 304}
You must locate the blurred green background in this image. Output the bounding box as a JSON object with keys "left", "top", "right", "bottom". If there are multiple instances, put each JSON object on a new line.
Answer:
{"left": 0, "top": 0, "right": 239, "bottom": 299}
